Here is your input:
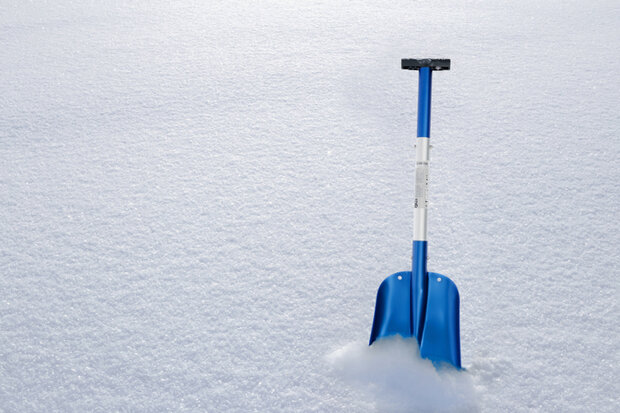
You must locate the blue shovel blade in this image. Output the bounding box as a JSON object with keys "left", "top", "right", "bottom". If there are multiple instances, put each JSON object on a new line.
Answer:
{"left": 369, "top": 271, "right": 461, "bottom": 369}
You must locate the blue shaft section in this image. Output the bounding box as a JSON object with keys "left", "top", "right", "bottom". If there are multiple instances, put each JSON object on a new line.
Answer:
{"left": 411, "top": 240, "right": 428, "bottom": 341}
{"left": 417, "top": 67, "right": 432, "bottom": 138}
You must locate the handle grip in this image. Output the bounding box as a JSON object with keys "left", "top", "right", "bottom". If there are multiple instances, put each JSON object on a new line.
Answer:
{"left": 402, "top": 58, "right": 450, "bottom": 71}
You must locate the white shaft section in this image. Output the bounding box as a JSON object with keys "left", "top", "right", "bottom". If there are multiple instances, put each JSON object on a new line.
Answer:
{"left": 414, "top": 137, "right": 430, "bottom": 241}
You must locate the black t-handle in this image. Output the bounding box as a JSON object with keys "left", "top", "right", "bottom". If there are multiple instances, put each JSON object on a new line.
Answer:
{"left": 402, "top": 59, "right": 450, "bottom": 71}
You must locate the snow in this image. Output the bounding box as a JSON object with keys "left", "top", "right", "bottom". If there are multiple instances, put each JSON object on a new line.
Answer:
{"left": 328, "top": 337, "right": 478, "bottom": 412}
{"left": 1, "top": 0, "right": 619, "bottom": 411}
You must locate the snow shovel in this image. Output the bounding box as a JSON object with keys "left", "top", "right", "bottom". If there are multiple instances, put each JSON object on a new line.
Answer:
{"left": 369, "top": 58, "right": 461, "bottom": 369}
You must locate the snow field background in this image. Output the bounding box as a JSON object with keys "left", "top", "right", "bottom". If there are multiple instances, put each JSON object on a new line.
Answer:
{"left": 1, "top": 0, "right": 619, "bottom": 411}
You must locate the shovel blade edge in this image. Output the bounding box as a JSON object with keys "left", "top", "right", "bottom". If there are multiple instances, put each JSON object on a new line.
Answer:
{"left": 369, "top": 271, "right": 413, "bottom": 345}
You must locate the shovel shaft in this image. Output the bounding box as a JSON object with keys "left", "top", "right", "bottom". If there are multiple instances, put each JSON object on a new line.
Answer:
{"left": 413, "top": 67, "right": 433, "bottom": 340}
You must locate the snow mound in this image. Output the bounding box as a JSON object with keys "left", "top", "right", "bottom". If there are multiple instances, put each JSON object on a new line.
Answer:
{"left": 327, "top": 337, "right": 478, "bottom": 412}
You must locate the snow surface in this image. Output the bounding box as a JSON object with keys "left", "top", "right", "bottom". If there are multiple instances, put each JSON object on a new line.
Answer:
{"left": 1, "top": 0, "right": 619, "bottom": 411}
